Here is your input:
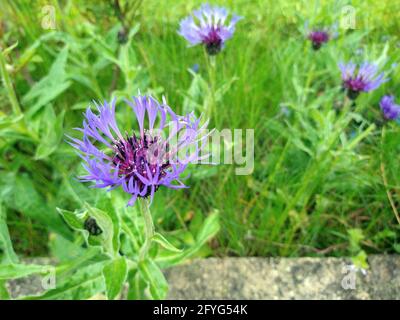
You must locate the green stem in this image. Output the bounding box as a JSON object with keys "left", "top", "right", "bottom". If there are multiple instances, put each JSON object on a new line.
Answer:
{"left": 121, "top": 220, "right": 140, "bottom": 251}
{"left": 204, "top": 49, "right": 217, "bottom": 121}
{"left": 0, "top": 49, "right": 22, "bottom": 116}
{"left": 0, "top": 48, "right": 38, "bottom": 143}
{"left": 138, "top": 198, "right": 154, "bottom": 261}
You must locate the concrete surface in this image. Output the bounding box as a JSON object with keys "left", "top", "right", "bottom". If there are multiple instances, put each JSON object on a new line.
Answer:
{"left": 6, "top": 255, "right": 400, "bottom": 299}
{"left": 164, "top": 255, "right": 400, "bottom": 299}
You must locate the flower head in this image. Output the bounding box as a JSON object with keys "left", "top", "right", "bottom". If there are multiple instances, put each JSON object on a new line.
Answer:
{"left": 308, "top": 30, "right": 330, "bottom": 50}
{"left": 304, "top": 22, "right": 337, "bottom": 50}
{"left": 178, "top": 4, "right": 242, "bottom": 55}
{"left": 339, "top": 62, "right": 389, "bottom": 100}
{"left": 68, "top": 95, "right": 210, "bottom": 206}
{"left": 379, "top": 95, "right": 400, "bottom": 120}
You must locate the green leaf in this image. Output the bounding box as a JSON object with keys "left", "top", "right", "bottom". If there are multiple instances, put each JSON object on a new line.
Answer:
{"left": 24, "top": 262, "right": 106, "bottom": 300}
{"left": 105, "top": 204, "right": 121, "bottom": 257}
{"left": 0, "top": 204, "right": 18, "bottom": 264}
{"left": 0, "top": 264, "right": 53, "bottom": 280}
{"left": 152, "top": 233, "right": 182, "bottom": 253}
{"left": 351, "top": 250, "right": 369, "bottom": 270}
{"left": 0, "top": 114, "right": 24, "bottom": 130}
{"left": 35, "top": 105, "right": 65, "bottom": 160}
{"left": 215, "top": 76, "right": 238, "bottom": 102}
{"left": 23, "top": 46, "right": 71, "bottom": 117}
{"left": 2, "top": 42, "right": 18, "bottom": 57}
{"left": 14, "top": 39, "right": 40, "bottom": 72}
{"left": 49, "top": 234, "right": 86, "bottom": 262}
{"left": 0, "top": 280, "right": 10, "bottom": 300}
{"left": 30, "top": 81, "right": 71, "bottom": 117}
{"left": 102, "top": 257, "right": 128, "bottom": 300}
{"left": 127, "top": 270, "right": 147, "bottom": 300}
{"left": 3, "top": 174, "right": 71, "bottom": 239}
{"left": 55, "top": 246, "right": 103, "bottom": 276}
{"left": 348, "top": 228, "right": 364, "bottom": 253}
{"left": 138, "top": 259, "right": 168, "bottom": 300}
{"left": 90, "top": 32, "right": 119, "bottom": 65}
{"left": 182, "top": 70, "right": 209, "bottom": 113}
{"left": 156, "top": 211, "right": 220, "bottom": 268}
{"left": 68, "top": 74, "right": 96, "bottom": 94}
{"left": 195, "top": 210, "right": 220, "bottom": 244}
{"left": 57, "top": 207, "right": 86, "bottom": 231}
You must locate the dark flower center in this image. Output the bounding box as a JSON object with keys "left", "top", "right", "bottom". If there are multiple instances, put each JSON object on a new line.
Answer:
{"left": 309, "top": 31, "right": 329, "bottom": 50}
{"left": 344, "top": 76, "right": 367, "bottom": 94}
{"left": 112, "top": 132, "right": 169, "bottom": 197}
{"left": 202, "top": 27, "right": 223, "bottom": 55}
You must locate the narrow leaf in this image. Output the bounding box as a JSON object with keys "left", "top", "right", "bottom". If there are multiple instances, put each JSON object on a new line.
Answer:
{"left": 0, "top": 204, "right": 18, "bottom": 264}
{"left": 138, "top": 259, "right": 168, "bottom": 300}
{"left": 102, "top": 257, "right": 128, "bottom": 300}
{"left": 0, "top": 264, "right": 53, "bottom": 280}
{"left": 152, "top": 233, "right": 182, "bottom": 253}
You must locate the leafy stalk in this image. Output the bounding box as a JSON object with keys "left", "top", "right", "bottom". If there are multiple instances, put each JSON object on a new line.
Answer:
{"left": 204, "top": 48, "right": 217, "bottom": 120}
{"left": 138, "top": 199, "right": 154, "bottom": 261}
{"left": 0, "top": 49, "right": 22, "bottom": 116}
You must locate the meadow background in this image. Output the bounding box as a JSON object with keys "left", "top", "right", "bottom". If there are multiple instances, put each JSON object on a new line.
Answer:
{"left": 1, "top": 0, "right": 400, "bottom": 271}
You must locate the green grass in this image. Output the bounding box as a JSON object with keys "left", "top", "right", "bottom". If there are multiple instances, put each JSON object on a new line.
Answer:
{"left": 1, "top": 0, "right": 400, "bottom": 262}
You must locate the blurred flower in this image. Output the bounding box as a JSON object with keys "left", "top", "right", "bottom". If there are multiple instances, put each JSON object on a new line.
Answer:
{"left": 379, "top": 95, "right": 400, "bottom": 120}
{"left": 178, "top": 4, "right": 242, "bottom": 55}
{"left": 339, "top": 61, "right": 389, "bottom": 100}
{"left": 308, "top": 30, "right": 330, "bottom": 50}
{"left": 305, "top": 23, "right": 337, "bottom": 50}
{"left": 68, "top": 95, "right": 210, "bottom": 206}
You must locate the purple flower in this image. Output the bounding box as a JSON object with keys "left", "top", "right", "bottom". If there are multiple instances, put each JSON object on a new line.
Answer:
{"left": 304, "top": 22, "right": 337, "bottom": 50}
{"left": 68, "top": 95, "right": 211, "bottom": 206}
{"left": 178, "top": 4, "right": 242, "bottom": 55}
{"left": 379, "top": 95, "right": 400, "bottom": 120}
{"left": 308, "top": 30, "right": 330, "bottom": 50}
{"left": 339, "top": 62, "right": 389, "bottom": 100}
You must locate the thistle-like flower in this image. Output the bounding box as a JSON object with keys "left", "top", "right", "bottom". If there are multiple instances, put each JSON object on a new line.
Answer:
{"left": 379, "top": 95, "right": 400, "bottom": 121}
{"left": 339, "top": 62, "right": 389, "bottom": 100}
{"left": 304, "top": 22, "right": 337, "bottom": 50}
{"left": 68, "top": 95, "right": 210, "bottom": 206}
{"left": 178, "top": 4, "right": 242, "bottom": 55}
{"left": 308, "top": 30, "right": 330, "bottom": 50}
